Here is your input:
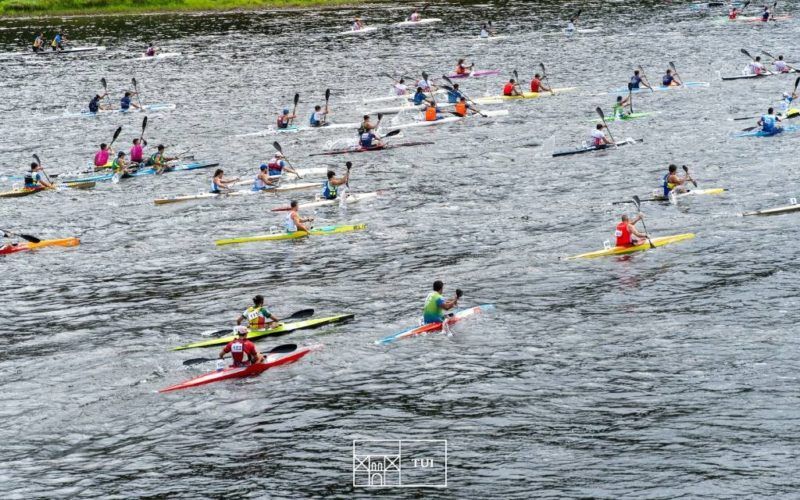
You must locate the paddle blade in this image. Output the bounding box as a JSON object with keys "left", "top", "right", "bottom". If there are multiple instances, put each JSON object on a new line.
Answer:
{"left": 293, "top": 93, "right": 300, "bottom": 105}
{"left": 632, "top": 195, "right": 642, "bottom": 211}
{"left": 325, "top": 88, "right": 331, "bottom": 102}
{"left": 595, "top": 106, "right": 605, "bottom": 119}
{"left": 761, "top": 49, "right": 775, "bottom": 59}
{"left": 273, "top": 141, "right": 283, "bottom": 153}
{"left": 669, "top": 61, "right": 677, "bottom": 71}
{"left": 141, "top": 116, "right": 148, "bottom": 132}
{"left": 32, "top": 153, "right": 41, "bottom": 166}
{"left": 132, "top": 77, "right": 138, "bottom": 87}
{"left": 182, "top": 357, "right": 215, "bottom": 366}
{"left": 100, "top": 77, "right": 107, "bottom": 89}
{"left": 794, "top": 76, "right": 799, "bottom": 91}
{"left": 741, "top": 48, "right": 753, "bottom": 59}
{"left": 513, "top": 69, "right": 519, "bottom": 81}
{"left": 111, "top": 126, "right": 122, "bottom": 144}
{"left": 377, "top": 113, "right": 383, "bottom": 121}
{"left": 422, "top": 71, "right": 429, "bottom": 81}
{"left": 539, "top": 62, "right": 546, "bottom": 75}
{"left": 442, "top": 75, "right": 454, "bottom": 86}
{"left": 268, "top": 344, "right": 297, "bottom": 355}
{"left": 281, "top": 308, "right": 314, "bottom": 321}
{"left": 385, "top": 129, "right": 402, "bottom": 137}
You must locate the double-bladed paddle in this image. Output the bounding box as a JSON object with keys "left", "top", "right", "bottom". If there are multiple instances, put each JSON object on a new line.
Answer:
{"left": 182, "top": 343, "right": 299, "bottom": 366}
{"left": 198, "top": 308, "right": 315, "bottom": 339}
{"left": 631, "top": 196, "right": 655, "bottom": 249}
{"left": 0, "top": 228, "right": 41, "bottom": 243}
{"left": 131, "top": 77, "right": 144, "bottom": 109}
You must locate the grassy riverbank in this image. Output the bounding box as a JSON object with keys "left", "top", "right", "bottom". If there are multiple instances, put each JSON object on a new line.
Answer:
{"left": 0, "top": 0, "right": 358, "bottom": 16}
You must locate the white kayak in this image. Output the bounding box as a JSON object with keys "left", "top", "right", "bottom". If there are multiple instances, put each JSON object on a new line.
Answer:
{"left": 339, "top": 26, "right": 379, "bottom": 35}
{"left": 138, "top": 52, "right": 182, "bottom": 61}
{"left": 367, "top": 101, "right": 456, "bottom": 115}
{"left": 389, "top": 108, "right": 509, "bottom": 130}
{"left": 64, "top": 103, "right": 176, "bottom": 118}
{"left": 230, "top": 168, "right": 329, "bottom": 187}
{"left": 237, "top": 121, "right": 362, "bottom": 137}
{"left": 271, "top": 191, "right": 381, "bottom": 211}
{"left": 395, "top": 18, "right": 442, "bottom": 27}
{"left": 154, "top": 182, "right": 320, "bottom": 205}
{"left": 742, "top": 198, "right": 800, "bottom": 216}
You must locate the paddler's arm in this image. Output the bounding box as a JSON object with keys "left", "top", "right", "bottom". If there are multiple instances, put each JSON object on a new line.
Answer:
{"left": 442, "top": 289, "right": 464, "bottom": 311}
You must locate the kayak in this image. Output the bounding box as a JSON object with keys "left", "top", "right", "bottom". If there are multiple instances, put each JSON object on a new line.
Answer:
{"left": 565, "top": 233, "right": 696, "bottom": 260}
{"left": 446, "top": 70, "right": 501, "bottom": 79}
{"left": 742, "top": 199, "right": 800, "bottom": 216}
{"left": 591, "top": 111, "right": 655, "bottom": 122}
{"left": 728, "top": 15, "right": 792, "bottom": 22}
{"left": 552, "top": 138, "right": 643, "bottom": 157}
{"left": 271, "top": 191, "right": 381, "bottom": 211}
{"left": 62, "top": 161, "right": 219, "bottom": 183}
{"left": 382, "top": 108, "right": 509, "bottom": 132}
{"left": 215, "top": 223, "right": 367, "bottom": 246}
{"left": 65, "top": 103, "right": 176, "bottom": 118}
{"left": 0, "top": 237, "right": 80, "bottom": 255}
{"left": 173, "top": 314, "right": 355, "bottom": 350}
{"left": 608, "top": 82, "right": 710, "bottom": 94}
{"left": 612, "top": 188, "right": 727, "bottom": 204}
{"left": 339, "top": 26, "right": 379, "bottom": 35}
{"left": 721, "top": 71, "right": 796, "bottom": 81}
{"left": 238, "top": 121, "right": 362, "bottom": 137}
{"left": 229, "top": 168, "right": 329, "bottom": 186}
{"left": 153, "top": 182, "right": 319, "bottom": 205}
{"left": 0, "top": 181, "right": 95, "bottom": 198}
{"left": 395, "top": 18, "right": 442, "bottom": 27}
{"left": 309, "top": 141, "right": 434, "bottom": 156}
{"left": 358, "top": 89, "right": 446, "bottom": 104}
{"left": 138, "top": 52, "right": 182, "bottom": 60}
{"left": 159, "top": 344, "right": 318, "bottom": 393}
{"left": 367, "top": 101, "right": 455, "bottom": 115}
{"left": 474, "top": 87, "right": 576, "bottom": 105}
{"left": 733, "top": 123, "right": 800, "bottom": 137}
{"left": 375, "top": 305, "right": 494, "bottom": 345}
{"left": 35, "top": 46, "right": 105, "bottom": 55}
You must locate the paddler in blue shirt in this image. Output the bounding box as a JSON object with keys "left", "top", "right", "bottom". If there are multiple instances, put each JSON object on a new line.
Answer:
{"left": 322, "top": 165, "right": 350, "bottom": 200}
{"left": 24, "top": 162, "right": 54, "bottom": 190}
{"left": 662, "top": 68, "right": 682, "bottom": 87}
{"left": 120, "top": 91, "right": 140, "bottom": 112}
{"left": 662, "top": 164, "right": 692, "bottom": 198}
{"left": 630, "top": 69, "right": 652, "bottom": 91}
{"left": 447, "top": 84, "right": 464, "bottom": 103}
{"left": 88, "top": 93, "right": 109, "bottom": 113}
{"left": 51, "top": 32, "right": 65, "bottom": 51}
{"left": 253, "top": 165, "right": 280, "bottom": 191}
{"left": 210, "top": 168, "right": 239, "bottom": 194}
{"left": 359, "top": 129, "right": 384, "bottom": 149}
{"left": 423, "top": 281, "right": 462, "bottom": 324}
{"left": 412, "top": 87, "right": 431, "bottom": 106}
{"left": 757, "top": 107, "right": 783, "bottom": 135}
{"left": 761, "top": 5, "right": 770, "bottom": 21}
{"left": 310, "top": 104, "right": 328, "bottom": 127}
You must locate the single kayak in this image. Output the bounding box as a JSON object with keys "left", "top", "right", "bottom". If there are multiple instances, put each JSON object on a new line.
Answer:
{"left": 608, "top": 82, "right": 710, "bottom": 94}
{"left": 216, "top": 224, "right": 367, "bottom": 245}
{"left": 61, "top": 161, "right": 219, "bottom": 183}
{"left": 445, "top": 69, "right": 501, "bottom": 79}
{"left": 395, "top": 18, "right": 442, "bottom": 27}
{"left": 742, "top": 200, "right": 800, "bottom": 216}
{"left": 309, "top": 141, "right": 434, "bottom": 156}
{"left": 138, "top": 52, "right": 182, "bottom": 61}
{"left": 159, "top": 344, "right": 319, "bottom": 393}
{"left": 565, "top": 233, "right": 696, "bottom": 260}
{"left": 375, "top": 305, "right": 494, "bottom": 345}
{"left": 474, "top": 87, "right": 576, "bottom": 105}
{"left": 552, "top": 138, "right": 643, "bottom": 157}
{"left": 0, "top": 182, "right": 96, "bottom": 198}
{"left": 65, "top": 103, "right": 176, "bottom": 118}
{"left": 153, "top": 182, "right": 319, "bottom": 205}
{"left": 0, "top": 237, "right": 80, "bottom": 255}
{"left": 173, "top": 314, "right": 355, "bottom": 350}
{"left": 611, "top": 188, "right": 727, "bottom": 204}
{"left": 339, "top": 26, "right": 379, "bottom": 35}
{"left": 271, "top": 191, "right": 381, "bottom": 211}
{"left": 733, "top": 123, "right": 800, "bottom": 138}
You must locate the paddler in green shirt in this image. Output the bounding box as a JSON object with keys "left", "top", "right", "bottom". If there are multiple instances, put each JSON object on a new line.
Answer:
{"left": 423, "top": 280, "right": 463, "bottom": 324}
{"left": 236, "top": 295, "right": 279, "bottom": 330}
{"left": 612, "top": 94, "right": 631, "bottom": 119}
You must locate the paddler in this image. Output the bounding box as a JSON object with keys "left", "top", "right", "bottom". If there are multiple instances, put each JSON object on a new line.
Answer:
{"left": 145, "top": 42, "right": 157, "bottom": 57}
{"left": 359, "top": 129, "right": 384, "bottom": 149}
{"left": 88, "top": 93, "right": 109, "bottom": 113}
{"left": 393, "top": 78, "right": 408, "bottom": 96}
{"left": 781, "top": 91, "right": 798, "bottom": 113}
{"left": 417, "top": 76, "right": 437, "bottom": 93}
{"left": 309, "top": 104, "right": 328, "bottom": 128}
{"left": 130, "top": 138, "right": 146, "bottom": 165}
{"left": 210, "top": 168, "right": 238, "bottom": 194}
{"left": 761, "top": 5, "right": 770, "bottom": 21}
{"left": 322, "top": 166, "right": 350, "bottom": 200}
{"left": 24, "top": 162, "right": 54, "bottom": 190}
{"left": 352, "top": 17, "right": 364, "bottom": 31}
{"left": 120, "top": 91, "right": 140, "bottom": 112}
{"left": 146, "top": 144, "right": 178, "bottom": 173}
{"left": 412, "top": 87, "right": 432, "bottom": 105}
{"left": 284, "top": 200, "right": 314, "bottom": 233}
{"left": 277, "top": 108, "right": 296, "bottom": 130}
{"left": 358, "top": 114, "right": 379, "bottom": 134}
{"left": 455, "top": 58, "right": 474, "bottom": 76}
{"left": 32, "top": 33, "right": 45, "bottom": 52}
{"left": 479, "top": 24, "right": 490, "bottom": 38}
{"left": 111, "top": 151, "right": 133, "bottom": 176}
{"left": 423, "top": 101, "right": 442, "bottom": 121}
{"left": 530, "top": 73, "right": 551, "bottom": 93}
{"left": 253, "top": 165, "right": 280, "bottom": 191}
{"left": 590, "top": 123, "right": 615, "bottom": 147}
{"left": 565, "top": 17, "right": 576, "bottom": 34}
{"left": 502, "top": 78, "right": 523, "bottom": 96}
{"left": 93, "top": 143, "right": 112, "bottom": 168}
{"left": 409, "top": 9, "right": 422, "bottom": 22}
{"left": 662, "top": 164, "right": 692, "bottom": 198}
{"left": 423, "top": 281, "right": 462, "bottom": 324}
{"left": 747, "top": 56, "right": 767, "bottom": 75}
{"left": 236, "top": 294, "right": 280, "bottom": 329}
{"left": 773, "top": 55, "right": 792, "bottom": 73}
{"left": 757, "top": 107, "right": 783, "bottom": 135}
{"left": 263, "top": 151, "right": 297, "bottom": 177}
{"left": 447, "top": 83, "right": 464, "bottom": 103}
{"left": 662, "top": 68, "right": 682, "bottom": 87}
{"left": 453, "top": 97, "right": 476, "bottom": 117}
{"left": 629, "top": 69, "right": 652, "bottom": 91}
{"left": 728, "top": 5, "right": 738, "bottom": 19}
{"left": 615, "top": 214, "right": 649, "bottom": 247}
{"left": 612, "top": 95, "right": 631, "bottom": 119}
{"left": 219, "top": 326, "right": 264, "bottom": 368}
{"left": 51, "top": 32, "right": 65, "bottom": 51}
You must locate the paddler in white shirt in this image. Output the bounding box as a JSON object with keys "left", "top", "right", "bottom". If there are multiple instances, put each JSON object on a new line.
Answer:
{"left": 773, "top": 55, "right": 792, "bottom": 73}
{"left": 747, "top": 56, "right": 768, "bottom": 76}
{"left": 590, "top": 123, "right": 615, "bottom": 147}
{"left": 352, "top": 17, "right": 365, "bottom": 31}
{"left": 409, "top": 9, "right": 422, "bottom": 22}
{"left": 284, "top": 200, "right": 314, "bottom": 233}
{"left": 394, "top": 78, "right": 408, "bottom": 96}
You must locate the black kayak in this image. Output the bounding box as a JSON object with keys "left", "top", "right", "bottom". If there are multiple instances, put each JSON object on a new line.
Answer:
{"left": 309, "top": 141, "right": 434, "bottom": 156}
{"left": 552, "top": 138, "right": 643, "bottom": 158}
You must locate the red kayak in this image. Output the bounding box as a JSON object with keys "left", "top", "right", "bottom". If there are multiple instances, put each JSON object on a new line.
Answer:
{"left": 159, "top": 344, "right": 318, "bottom": 393}
{"left": 309, "top": 141, "right": 433, "bottom": 156}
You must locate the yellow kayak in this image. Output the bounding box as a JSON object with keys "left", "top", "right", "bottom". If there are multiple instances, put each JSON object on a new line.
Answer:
{"left": 215, "top": 223, "right": 366, "bottom": 246}
{"left": 475, "top": 87, "right": 576, "bottom": 105}
{"left": 566, "top": 233, "right": 695, "bottom": 260}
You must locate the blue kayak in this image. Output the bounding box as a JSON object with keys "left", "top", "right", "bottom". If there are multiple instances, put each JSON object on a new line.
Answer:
{"left": 733, "top": 124, "right": 800, "bottom": 138}
{"left": 62, "top": 161, "right": 219, "bottom": 183}
{"left": 608, "top": 81, "right": 710, "bottom": 94}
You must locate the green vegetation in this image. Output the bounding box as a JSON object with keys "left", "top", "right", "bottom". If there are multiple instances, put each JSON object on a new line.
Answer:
{"left": 0, "top": 0, "right": 357, "bottom": 16}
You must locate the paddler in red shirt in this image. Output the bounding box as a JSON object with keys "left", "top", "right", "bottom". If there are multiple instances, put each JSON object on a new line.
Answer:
{"left": 503, "top": 78, "right": 523, "bottom": 96}
{"left": 220, "top": 326, "right": 264, "bottom": 367}
{"left": 615, "top": 214, "right": 649, "bottom": 247}
{"left": 530, "top": 73, "right": 551, "bottom": 93}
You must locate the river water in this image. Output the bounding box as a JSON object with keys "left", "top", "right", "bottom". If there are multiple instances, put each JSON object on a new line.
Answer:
{"left": 2, "top": 1, "right": 800, "bottom": 498}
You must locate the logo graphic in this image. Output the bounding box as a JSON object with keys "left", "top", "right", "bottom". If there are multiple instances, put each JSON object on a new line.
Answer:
{"left": 352, "top": 439, "right": 447, "bottom": 488}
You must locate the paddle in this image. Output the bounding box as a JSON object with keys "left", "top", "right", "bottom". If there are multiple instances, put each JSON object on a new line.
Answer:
{"left": 628, "top": 82, "right": 634, "bottom": 113}
{"left": 345, "top": 160, "right": 352, "bottom": 190}
{"left": 682, "top": 165, "right": 698, "bottom": 187}
{"left": 668, "top": 61, "right": 684, "bottom": 87}
{"left": 182, "top": 343, "right": 299, "bottom": 367}
{"left": 323, "top": 88, "right": 331, "bottom": 125}
{"left": 383, "top": 129, "right": 402, "bottom": 140}
{"left": 32, "top": 153, "right": 53, "bottom": 186}
{"left": 0, "top": 228, "right": 41, "bottom": 243}
{"left": 422, "top": 71, "right": 437, "bottom": 105}
{"left": 539, "top": 63, "right": 555, "bottom": 96}
{"left": 637, "top": 65, "right": 654, "bottom": 92}
{"left": 272, "top": 141, "right": 302, "bottom": 179}
{"left": 289, "top": 92, "right": 299, "bottom": 125}
{"left": 109, "top": 126, "right": 123, "bottom": 148}
{"left": 199, "top": 308, "right": 315, "bottom": 338}
{"left": 131, "top": 77, "right": 144, "bottom": 109}
{"left": 741, "top": 48, "right": 773, "bottom": 74}
{"left": 512, "top": 69, "right": 520, "bottom": 94}
{"left": 440, "top": 83, "right": 487, "bottom": 117}
{"left": 631, "top": 195, "right": 655, "bottom": 249}
{"left": 595, "top": 107, "right": 617, "bottom": 146}
{"left": 100, "top": 77, "right": 112, "bottom": 107}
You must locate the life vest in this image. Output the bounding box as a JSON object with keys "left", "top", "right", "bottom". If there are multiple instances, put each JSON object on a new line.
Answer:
{"left": 662, "top": 174, "right": 676, "bottom": 197}
{"left": 267, "top": 158, "right": 283, "bottom": 174}
{"left": 761, "top": 114, "right": 778, "bottom": 133}
{"left": 454, "top": 101, "right": 467, "bottom": 116}
{"left": 322, "top": 180, "right": 338, "bottom": 200}
{"left": 24, "top": 174, "right": 37, "bottom": 189}
{"left": 615, "top": 222, "right": 632, "bottom": 247}
{"left": 425, "top": 106, "right": 437, "bottom": 121}
{"left": 729, "top": 9, "right": 737, "bottom": 19}
{"left": 503, "top": 83, "right": 514, "bottom": 96}
{"left": 530, "top": 78, "right": 541, "bottom": 92}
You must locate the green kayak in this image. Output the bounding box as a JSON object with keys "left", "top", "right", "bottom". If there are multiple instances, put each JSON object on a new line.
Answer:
{"left": 172, "top": 314, "right": 355, "bottom": 350}
{"left": 590, "top": 112, "right": 654, "bottom": 122}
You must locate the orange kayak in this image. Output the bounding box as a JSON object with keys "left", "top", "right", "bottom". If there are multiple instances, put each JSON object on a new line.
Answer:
{"left": 0, "top": 237, "right": 80, "bottom": 255}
